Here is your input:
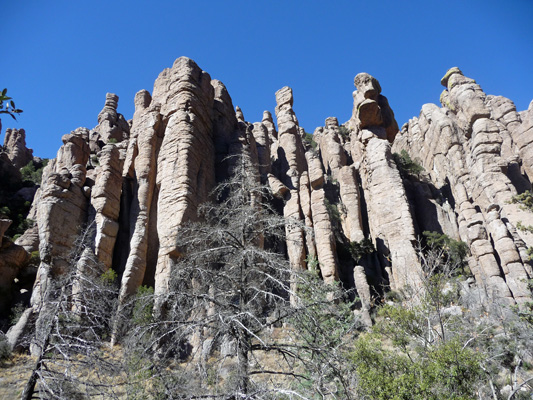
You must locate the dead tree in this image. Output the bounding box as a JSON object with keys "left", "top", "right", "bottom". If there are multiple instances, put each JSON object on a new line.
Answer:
{"left": 20, "top": 226, "right": 122, "bottom": 400}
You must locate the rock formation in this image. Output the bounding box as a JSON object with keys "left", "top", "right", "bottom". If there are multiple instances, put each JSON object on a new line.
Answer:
{"left": 3, "top": 59, "right": 533, "bottom": 348}
{"left": 393, "top": 67, "right": 533, "bottom": 304}
{"left": 3, "top": 128, "right": 33, "bottom": 169}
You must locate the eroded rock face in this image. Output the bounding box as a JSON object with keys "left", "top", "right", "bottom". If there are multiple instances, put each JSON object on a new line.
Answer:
{"left": 313, "top": 120, "right": 347, "bottom": 181}
{"left": 117, "top": 97, "right": 162, "bottom": 306}
{"left": 394, "top": 67, "right": 533, "bottom": 304}
{"left": 369, "top": 139, "right": 422, "bottom": 288}
{"left": 274, "top": 87, "right": 308, "bottom": 274}
{"left": 349, "top": 73, "right": 399, "bottom": 143}
{"left": 3, "top": 128, "right": 33, "bottom": 169}
{"left": 338, "top": 165, "right": 364, "bottom": 243}
{"left": 33, "top": 129, "right": 90, "bottom": 297}
{"left": 8, "top": 59, "right": 533, "bottom": 345}
{"left": 93, "top": 93, "right": 130, "bottom": 144}
{"left": 151, "top": 57, "right": 216, "bottom": 297}
{"left": 345, "top": 72, "right": 425, "bottom": 293}
{"left": 90, "top": 143, "right": 126, "bottom": 269}
{"left": 275, "top": 87, "right": 307, "bottom": 189}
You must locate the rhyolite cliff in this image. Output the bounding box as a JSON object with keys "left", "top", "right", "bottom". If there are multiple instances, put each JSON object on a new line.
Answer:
{"left": 2, "top": 58, "right": 533, "bottom": 346}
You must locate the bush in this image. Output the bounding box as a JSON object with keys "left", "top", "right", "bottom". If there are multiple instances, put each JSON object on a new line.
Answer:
{"left": 29, "top": 251, "right": 40, "bottom": 267}
{"left": 348, "top": 238, "right": 375, "bottom": 263}
{"left": 0, "top": 201, "right": 34, "bottom": 239}
{"left": 132, "top": 285, "right": 154, "bottom": 326}
{"left": 393, "top": 149, "right": 424, "bottom": 177}
{"left": 510, "top": 190, "right": 533, "bottom": 212}
{"left": 338, "top": 125, "right": 350, "bottom": 138}
{"left": 423, "top": 231, "right": 469, "bottom": 270}
{"left": 10, "top": 302, "right": 26, "bottom": 325}
{"left": 303, "top": 132, "right": 317, "bottom": 150}
{"left": 305, "top": 254, "right": 320, "bottom": 275}
{"left": 20, "top": 160, "right": 48, "bottom": 185}
{"left": 351, "top": 334, "right": 483, "bottom": 400}
{"left": 324, "top": 198, "right": 341, "bottom": 224}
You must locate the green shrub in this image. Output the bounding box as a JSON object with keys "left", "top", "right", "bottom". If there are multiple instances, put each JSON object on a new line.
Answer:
{"left": 132, "top": 285, "right": 154, "bottom": 325}
{"left": 90, "top": 154, "right": 99, "bottom": 167}
{"left": 348, "top": 238, "right": 375, "bottom": 263}
{"left": 10, "top": 302, "right": 26, "bottom": 325}
{"left": 510, "top": 192, "right": 533, "bottom": 261}
{"left": 0, "top": 332, "right": 10, "bottom": 361}
{"left": 0, "top": 203, "right": 34, "bottom": 239}
{"left": 324, "top": 198, "right": 341, "bottom": 224}
{"left": 29, "top": 250, "right": 40, "bottom": 266}
{"left": 338, "top": 125, "right": 350, "bottom": 138}
{"left": 305, "top": 254, "right": 320, "bottom": 275}
{"left": 108, "top": 138, "right": 118, "bottom": 144}
{"left": 20, "top": 159, "right": 48, "bottom": 185}
{"left": 100, "top": 268, "right": 118, "bottom": 285}
{"left": 516, "top": 221, "right": 533, "bottom": 234}
{"left": 303, "top": 132, "right": 317, "bottom": 150}
{"left": 423, "top": 231, "right": 469, "bottom": 270}
{"left": 351, "top": 334, "right": 483, "bottom": 400}
{"left": 393, "top": 149, "right": 424, "bottom": 177}
{"left": 510, "top": 190, "right": 533, "bottom": 212}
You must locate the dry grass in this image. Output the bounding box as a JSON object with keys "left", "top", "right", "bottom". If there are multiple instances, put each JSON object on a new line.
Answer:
{"left": 0, "top": 353, "right": 35, "bottom": 399}
{"left": 0, "top": 347, "right": 129, "bottom": 400}
{"left": 0, "top": 329, "right": 308, "bottom": 399}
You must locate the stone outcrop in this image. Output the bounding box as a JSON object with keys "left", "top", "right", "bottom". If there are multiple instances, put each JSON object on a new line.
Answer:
{"left": 346, "top": 72, "right": 424, "bottom": 292}
{"left": 4, "top": 59, "right": 533, "bottom": 346}
{"left": 360, "top": 137, "right": 423, "bottom": 290}
{"left": 393, "top": 67, "right": 533, "bottom": 304}
{"left": 90, "top": 143, "right": 126, "bottom": 269}
{"left": 151, "top": 58, "right": 216, "bottom": 297}
{"left": 118, "top": 94, "right": 162, "bottom": 304}
{"left": 3, "top": 128, "right": 33, "bottom": 169}
{"left": 31, "top": 128, "right": 90, "bottom": 305}
{"left": 313, "top": 117, "right": 347, "bottom": 181}
{"left": 338, "top": 165, "right": 364, "bottom": 243}
{"left": 274, "top": 87, "right": 307, "bottom": 273}
{"left": 92, "top": 93, "right": 130, "bottom": 144}
{"left": 348, "top": 72, "right": 399, "bottom": 143}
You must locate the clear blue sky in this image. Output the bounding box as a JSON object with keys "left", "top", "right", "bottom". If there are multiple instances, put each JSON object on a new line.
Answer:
{"left": 2, "top": 0, "right": 532, "bottom": 159}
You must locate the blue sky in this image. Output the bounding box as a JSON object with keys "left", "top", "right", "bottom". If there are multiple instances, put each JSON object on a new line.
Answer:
{"left": 2, "top": 0, "right": 532, "bottom": 159}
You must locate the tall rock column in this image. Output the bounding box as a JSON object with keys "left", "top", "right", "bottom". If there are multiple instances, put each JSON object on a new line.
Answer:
{"left": 35, "top": 129, "right": 90, "bottom": 280}
{"left": 19, "top": 128, "right": 91, "bottom": 353}
{"left": 3, "top": 128, "right": 33, "bottom": 169}
{"left": 393, "top": 67, "right": 533, "bottom": 305}
{"left": 151, "top": 57, "right": 216, "bottom": 297}
{"left": 273, "top": 87, "right": 308, "bottom": 276}
{"left": 89, "top": 96, "right": 129, "bottom": 270}
{"left": 91, "top": 93, "right": 131, "bottom": 145}
{"left": 262, "top": 110, "right": 280, "bottom": 169}
{"left": 351, "top": 73, "right": 423, "bottom": 291}
{"left": 118, "top": 91, "right": 163, "bottom": 305}
{"left": 442, "top": 68, "right": 531, "bottom": 303}
{"left": 313, "top": 117, "right": 347, "bottom": 180}
{"left": 252, "top": 121, "right": 271, "bottom": 180}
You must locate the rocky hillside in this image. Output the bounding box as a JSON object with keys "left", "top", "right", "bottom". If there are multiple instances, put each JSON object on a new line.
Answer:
{"left": 1, "top": 58, "right": 532, "bottom": 346}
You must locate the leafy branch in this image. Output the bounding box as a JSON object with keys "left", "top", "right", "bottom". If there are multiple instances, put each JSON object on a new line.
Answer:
{"left": 0, "top": 88, "right": 23, "bottom": 120}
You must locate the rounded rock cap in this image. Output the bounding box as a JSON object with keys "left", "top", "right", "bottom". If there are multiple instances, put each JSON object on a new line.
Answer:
{"left": 353, "top": 72, "right": 382, "bottom": 95}
{"left": 440, "top": 67, "right": 463, "bottom": 88}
